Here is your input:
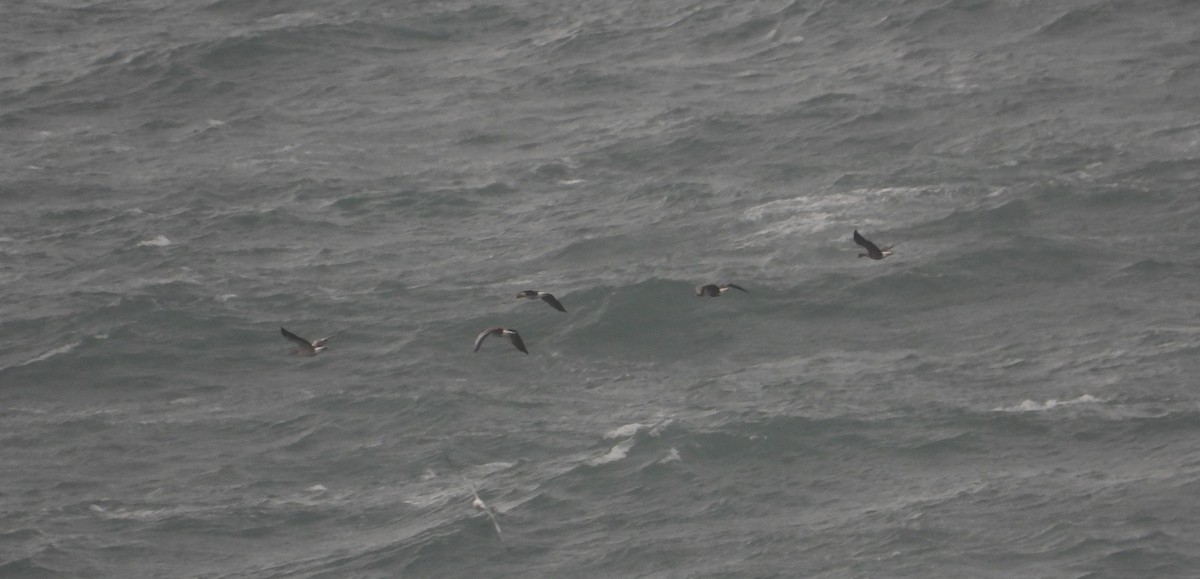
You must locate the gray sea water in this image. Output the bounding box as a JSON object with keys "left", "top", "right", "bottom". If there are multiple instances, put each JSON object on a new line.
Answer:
{"left": 4, "top": 0, "right": 1200, "bottom": 577}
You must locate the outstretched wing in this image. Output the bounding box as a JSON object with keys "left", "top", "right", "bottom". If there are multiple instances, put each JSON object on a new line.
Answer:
{"left": 540, "top": 293, "right": 566, "bottom": 312}
{"left": 280, "top": 327, "right": 312, "bottom": 348}
{"left": 853, "top": 230, "right": 883, "bottom": 259}
{"left": 465, "top": 479, "right": 504, "bottom": 542}
{"left": 724, "top": 283, "right": 748, "bottom": 293}
{"left": 507, "top": 331, "right": 529, "bottom": 354}
{"left": 474, "top": 327, "right": 501, "bottom": 352}
{"left": 482, "top": 503, "right": 504, "bottom": 541}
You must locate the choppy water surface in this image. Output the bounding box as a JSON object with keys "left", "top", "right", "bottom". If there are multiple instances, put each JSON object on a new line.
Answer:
{"left": 4, "top": 0, "right": 1200, "bottom": 577}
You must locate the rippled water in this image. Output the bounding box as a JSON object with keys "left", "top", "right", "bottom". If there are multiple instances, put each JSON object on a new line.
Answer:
{"left": 4, "top": 0, "right": 1200, "bottom": 577}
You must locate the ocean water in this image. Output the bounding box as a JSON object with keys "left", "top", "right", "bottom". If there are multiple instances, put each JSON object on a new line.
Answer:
{"left": 3, "top": 0, "right": 1200, "bottom": 577}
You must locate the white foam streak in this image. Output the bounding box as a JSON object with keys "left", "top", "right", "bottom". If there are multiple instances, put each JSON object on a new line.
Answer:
{"left": 588, "top": 437, "right": 636, "bottom": 466}
{"left": 137, "top": 235, "right": 172, "bottom": 247}
{"left": 995, "top": 394, "right": 1101, "bottom": 413}
{"left": 605, "top": 423, "right": 646, "bottom": 439}
{"left": 16, "top": 342, "right": 80, "bottom": 367}
{"left": 605, "top": 416, "right": 672, "bottom": 440}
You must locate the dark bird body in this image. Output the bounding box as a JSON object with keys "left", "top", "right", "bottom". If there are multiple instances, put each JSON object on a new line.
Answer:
{"left": 853, "top": 230, "right": 893, "bottom": 260}
{"left": 695, "top": 283, "right": 748, "bottom": 297}
{"left": 280, "top": 327, "right": 334, "bottom": 356}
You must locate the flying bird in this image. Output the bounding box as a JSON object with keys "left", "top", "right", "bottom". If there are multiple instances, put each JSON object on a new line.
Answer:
{"left": 474, "top": 327, "right": 528, "bottom": 354}
{"left": 853, "top": 230, "right": 893, "bottom": 260}
{"left": 516, "top": 290, "right": 566, "bottom": 312}
{"left": 465, "top": 479, "right": 504, "bottom": 542}
{"left": 695, "top": 283, "right": 748, "bottom": 297}
{"left": 280, "top": 327, "right": 334, "bottom": 356}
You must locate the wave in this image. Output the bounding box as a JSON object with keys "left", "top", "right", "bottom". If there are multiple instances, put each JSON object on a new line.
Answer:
{"left": 911, "top": 197, "right": 1030, "bottom": 236}
{"left": 994, "top": 394, "right": 1102, "bottom": 413}
{"left": 12, "top": 341, "right": 81, "bottom": 368}
{"left": 1115, "top": 158, "right": 1200, "bottom": 184}
{"left": 544, "top": 278, "right": 745, "bottom": 360}
{"left": 587, "top": 437, "right": 637, "bottom": 466}
{"left": 0, "top": 555, "right": 73, "bottom": 579}
{"left": 327, "top": 179, "right": 514, "bottom": 220}
{"left": 7, "top": 8, "right": 483, "bottom": 122}
{"left": 1033, "top": 1, "right": 1129, "bottom": 38}
{"left": 135, "top": 234, "right": 172, "bottom": 247}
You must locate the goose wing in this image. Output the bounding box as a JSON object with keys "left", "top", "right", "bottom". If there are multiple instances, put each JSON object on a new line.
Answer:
{"left": 539, "top": 293, "right": 566, "bottom": 312}
{"left": 281, "top": 327, "right": 313, "bottom": 348}
{"left": 853, "top": 230, "right": 883, "bottom": 259}
{"left": 466, "top": 480, "right": 504, "bottom": 542}
{"left": 474, "top": 327, "right": 502, "bottom": 352}
{"left": 507, "top": 330, "right": 529, "bottom": 354}
{"left": 723, "top": 283, "right": 748, "bottom": 293}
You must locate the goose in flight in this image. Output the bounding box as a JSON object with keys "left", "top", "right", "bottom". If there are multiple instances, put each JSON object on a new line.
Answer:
{"left": 516, "top": 290, "right": 566, "bottom": 312}
{"left": 853, "top": 230, "right": 893, "bottom": 260}
{"left": 474, "top": 327, "right": 528, "bottom": 354}
{"left": 695, "top": 283, "right": 748, "bottom": 297}
{"left": 280, "top": 327, "right": 334, "bottom": 356}
{"left": 465, "top": 479, "right": 504, "bottom": 542}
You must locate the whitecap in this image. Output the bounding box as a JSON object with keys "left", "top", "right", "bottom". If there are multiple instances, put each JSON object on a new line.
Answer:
{"left": 605, "top": 423, "right": 646, "bottom": 439}
{"left": 604, "top": 417, "right": 671, "bottom": 440}
{"left": 15, "top": 342, "right": 80, "bottom": 367}
{"left": 588, "top": 437, "right": 636, "bottom": 466}
{"left": 137, "top": 235, "right": 171, "bottom": 247}
{"left": 403, "top": 487, "right": 458, "bottom": 509}
{"left": 648, "top": 418, "right": 672, "bottom": 436}
{"left": 742, "top": 195, "right": 844, "bottom": 235}
{"left": 994, "top": 394, "right": 1101, "bottom": 412}
{"left": 739, "top": 186, "right": 994, "bottom": 245}
{"left": 91, "top": 505, "right": 194, "bottom": 522}
{"left": 743, "top": 188, "right": 922, "bottom": 228}
{"left": 471, "top": 461, "right": 515, "bottom": 476}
